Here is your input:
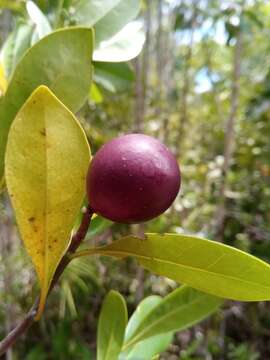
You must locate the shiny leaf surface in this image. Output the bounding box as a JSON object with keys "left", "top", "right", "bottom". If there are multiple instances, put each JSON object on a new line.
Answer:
{"left": 97, "top": 290, "right": 127, "bottom": 360}
{"left": 74, "top": 233, "right": 270, "bottom": 301}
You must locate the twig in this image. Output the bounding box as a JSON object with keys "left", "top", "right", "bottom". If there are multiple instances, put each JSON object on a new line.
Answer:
{"left": 0, "top": 205, "right": 94, "bottom": 356}
{"left": 0, "top": 299, "right": 39, "bottom": 356}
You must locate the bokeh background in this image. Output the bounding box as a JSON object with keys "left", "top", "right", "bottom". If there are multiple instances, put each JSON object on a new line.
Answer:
{"left": 1, "top": 0, "right": 270, "bottom": 359}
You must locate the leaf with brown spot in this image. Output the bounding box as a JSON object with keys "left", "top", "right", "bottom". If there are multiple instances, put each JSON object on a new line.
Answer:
{"left": 5, "top": 86, "right": 91, "bottom": 318}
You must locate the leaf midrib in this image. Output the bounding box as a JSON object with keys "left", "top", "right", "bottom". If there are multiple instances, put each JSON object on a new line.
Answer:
{"left": 96, "top": 249, "right": 270, "bottom": 293}
{"left": 44, "top": 96, "right": 49, "bottom": 294}
{"left": 103, "top": 309, "right": 122, "bottom": 360}
{"left": 123, "top": 293, "right": 219, "bottom": 350}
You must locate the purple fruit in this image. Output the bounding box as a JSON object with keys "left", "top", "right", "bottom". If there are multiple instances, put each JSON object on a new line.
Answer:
{"left": 86, "top": 134, "right": 181, "bottom": 223}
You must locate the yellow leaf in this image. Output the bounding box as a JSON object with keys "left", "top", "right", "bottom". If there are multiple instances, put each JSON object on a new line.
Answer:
{"left": 5, "top": 86, "right": 91, "bottom": 319}
{"left": 0, "top": 63, "right": 7, "bottom": 97}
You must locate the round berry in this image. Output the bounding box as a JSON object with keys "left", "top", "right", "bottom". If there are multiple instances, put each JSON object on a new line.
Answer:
{"left": 87, "top": 134, "right": 181, "bottom": 223}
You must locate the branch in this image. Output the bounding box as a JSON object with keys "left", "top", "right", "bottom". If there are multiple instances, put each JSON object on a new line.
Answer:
{"left": 0, "top": 205, "right": 94, "bottom": 356}
{"left": 214, "top": 28, "right": 242, "bottom": 240}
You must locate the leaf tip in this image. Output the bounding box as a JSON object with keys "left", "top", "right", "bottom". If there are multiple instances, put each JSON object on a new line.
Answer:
{"left": 108, "top": 289, "right": 120, "bottom": 297}
{"left": 34, "top": 84, "right": 51, "bottom": 96}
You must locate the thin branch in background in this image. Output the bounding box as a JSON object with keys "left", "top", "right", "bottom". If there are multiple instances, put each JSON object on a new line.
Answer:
{"left": 175, "top": 0, "right": 198, "bottom": 157}
{"left": 214, "top": 28, "right": 243, "bottom": 241}
{"left": 54, "top": 0, "right": 65, "bottom": 28}
{"left": 154, "top": 0, "right": 164, "bottom": 124}
{"left": 134, "top": 0, "right": 152, "bottom": 133}
{"left": 161, "top": 2, "right": 178, "bottom": 144}
{"left": 0, "top": 196, "right": 15, "bottom": 360}
{"left": 141, "top": 0, "right": 151, "bottom": 125}
{"left": 134, "top": 56, "right": 144, "bottom": 132}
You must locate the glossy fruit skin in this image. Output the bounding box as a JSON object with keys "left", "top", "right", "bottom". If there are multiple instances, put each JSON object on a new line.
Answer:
{"left": 87, "top": 134, "right": 181, "bottom": 223}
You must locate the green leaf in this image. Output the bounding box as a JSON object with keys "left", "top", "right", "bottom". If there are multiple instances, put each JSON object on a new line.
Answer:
{"left": 123, "top": 286, "right": 222, "bottom": 351}
{"left": 0, "top": 0, "right": 24, "bottom": 12}
{"left": 121, "top": 333, "right": 173, "bottom": 360}
{"left": 61, "top": 280, "right": 78, "bottom": 318}
{"left": 5, "top": 86, "right": 91, "bottom": 318}
{"left": 73, "top": 233, "right": 270, "bottom": 301}
{"left": 0, "top": 21, "right": 33, "bottom": 78}
{"left": 25, "top": 346, "right": 47, "bottom": 360}
{"left": 120, "top": 287, "right": 220, "bottom": 359}
{"left": 89, "top": 83, "right": 103, "bottom": 104}
{"left": 26, "top": 1, "right": 52, "bottom": 44}
{"left": 94, "top": 62, "right": 134, "bottom": 93}
{"left": 72, "top": 0, "right": 142, "bottom": 62}
{"left": 73, "top": 0, "right": 140, "bottom": 43}
{"left": 97, "top": 290, "right": 127, "bottom": 360}
{"left": 94, "top": 0, "right": 140, "bottom": 44}
{"left": 72, "top": 0, "right": 121, "bottom": 26}
{"left": 120, "top": 296, "right": 172, "bottom": 359}
{"left": 243, "top": 10, "right": 264, "bottom": 29}
{"left": 125, "top": 296, "right": 163, "bottom": 342}
{"left": 86, "top": 215, "right": 112, "bottom": 238}
{"left": 93, "top": 21, "right": 145, "bottom": 62}
{"left": 0, "top": 27, "right": 94, "bottom": 187}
